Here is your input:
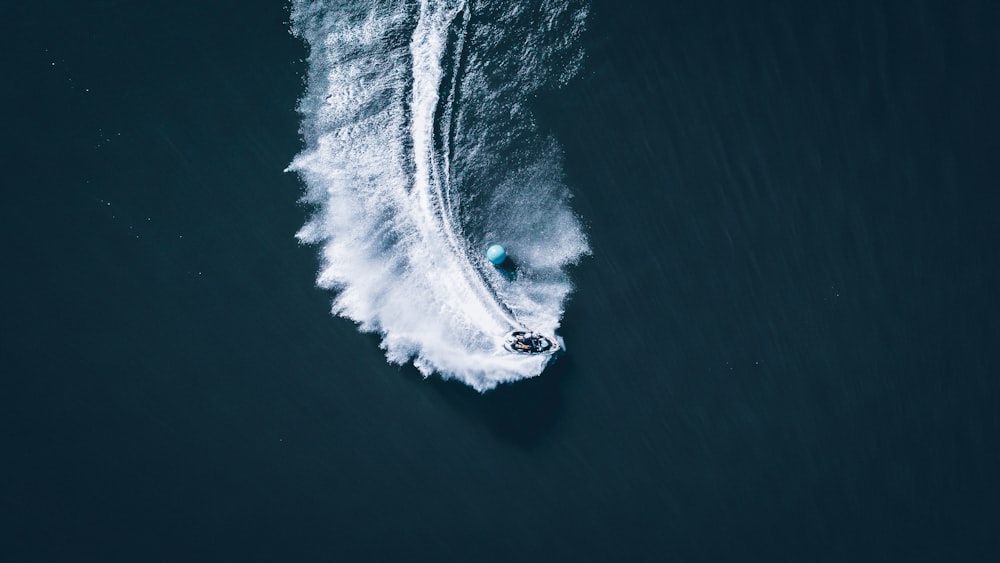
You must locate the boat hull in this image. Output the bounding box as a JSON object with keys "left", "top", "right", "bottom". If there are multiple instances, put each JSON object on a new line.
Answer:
{"left": 502, "top": 330, "right": 560, "bottom": 355}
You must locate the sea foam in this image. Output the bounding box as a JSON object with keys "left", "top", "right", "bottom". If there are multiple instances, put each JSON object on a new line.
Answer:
{"left": 288, "top": 0, "right": 589, "bottom": 391}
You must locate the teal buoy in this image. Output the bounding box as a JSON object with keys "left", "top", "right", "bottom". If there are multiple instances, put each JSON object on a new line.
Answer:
{"left": 486, "top": 244, "right": 507, "bottom": 265}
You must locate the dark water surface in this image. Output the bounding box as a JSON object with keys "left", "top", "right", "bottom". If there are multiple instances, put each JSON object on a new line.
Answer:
{"left": 3, "top": 1, "right": 998, "bottom": 561}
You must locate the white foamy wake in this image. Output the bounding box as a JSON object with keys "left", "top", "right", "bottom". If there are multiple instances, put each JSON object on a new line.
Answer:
{"left": 288, "top": 0, "right": 590, "bottom": 391}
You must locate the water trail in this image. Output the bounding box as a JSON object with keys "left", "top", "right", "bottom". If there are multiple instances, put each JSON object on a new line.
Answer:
{"left": 408, "top": 0, "right": 518, "bottom": 330}
{"left": 288, "top": 0, "right": 590, "bottom": 391}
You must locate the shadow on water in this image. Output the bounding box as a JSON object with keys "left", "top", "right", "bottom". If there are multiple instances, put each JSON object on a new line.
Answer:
{"left": 492, "top": 256, "right": 519, "bottom": 281}
{"left": 401, "top": 352, "right": 574, "bottom": 449}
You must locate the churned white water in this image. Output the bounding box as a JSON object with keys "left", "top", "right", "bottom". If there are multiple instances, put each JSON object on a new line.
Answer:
{"left": 287, "top": 0, "right": 589, "bottom": 391}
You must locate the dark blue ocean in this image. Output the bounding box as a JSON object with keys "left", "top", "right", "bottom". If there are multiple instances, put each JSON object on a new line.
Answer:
{"left": 3, "top": 1, "right": 998, "bottom": 561}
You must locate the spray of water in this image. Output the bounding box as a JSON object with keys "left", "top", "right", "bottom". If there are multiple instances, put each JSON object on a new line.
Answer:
{"left": 287, "top": 0, "right": 589, "bottom": 391}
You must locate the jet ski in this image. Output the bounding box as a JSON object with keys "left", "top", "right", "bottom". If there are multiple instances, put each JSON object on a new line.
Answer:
{"left": 503, "top": 330, "right": 560, "bottom": 355}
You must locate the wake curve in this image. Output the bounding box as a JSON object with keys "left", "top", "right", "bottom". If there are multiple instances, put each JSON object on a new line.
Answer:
{"left": 288, "top": 0, "right": 589, "bottom": 391}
